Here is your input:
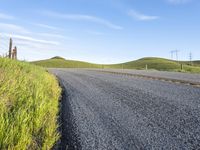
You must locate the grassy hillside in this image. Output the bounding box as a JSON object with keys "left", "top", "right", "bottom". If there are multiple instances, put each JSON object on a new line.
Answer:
{"left": 32, "top": 57, "right": 200, "bottom": 73}
{"left": 107, "top": 57, "right": 200, "bottom": 73}
{"left": 0, "top": 58, "right": 61, "bottom": 149}
{"left": 107, "top": 57, "right": 180, "bottom": 70}
{"left": 193, "top": 61, "right": 200, "bottom": 66}
{"left": 182, "top": 60, "right": 200, "bottom": 67}
{"left": 33, "top": 57, "right": 102, "bottom": 68}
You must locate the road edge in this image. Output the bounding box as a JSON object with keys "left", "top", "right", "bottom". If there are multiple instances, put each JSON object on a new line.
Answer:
{"left": 89, "top": 70, "right": 200, "bottom": 88}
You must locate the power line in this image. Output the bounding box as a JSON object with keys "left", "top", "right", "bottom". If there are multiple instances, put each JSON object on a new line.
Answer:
{"left": 189, "top": 52, "right": 193, "bottom": 66}
{"left": 170, "top": 50, "right": 179, "bottom": 61}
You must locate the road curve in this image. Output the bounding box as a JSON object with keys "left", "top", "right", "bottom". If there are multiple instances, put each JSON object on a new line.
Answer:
{"left": 50, "top": 69, "right": 200, "bottom": 150}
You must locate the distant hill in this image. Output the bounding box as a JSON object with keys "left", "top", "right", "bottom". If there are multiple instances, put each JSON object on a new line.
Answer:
{"left": 51, "top": 56, "right": 66, "bottom": 60}
{"left": 106, "top": 57, "right": 200, "bottom": 73}
{"left": 108, "top": 57, "right": 180, "bottom": 70}
{"left": 193, "top": 61, "right": 200, "bottom": 66}
{"left": 182, "top": 60, "right": 200, "bottom": 67}
{"left": 32, "top": 57, "right": 200, "bottom": 73}
{"left": 32, "top": 57, "right": 102, "bottom": 68}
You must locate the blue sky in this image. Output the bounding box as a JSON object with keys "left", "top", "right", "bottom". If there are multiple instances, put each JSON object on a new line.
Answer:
{"left": 0, "top": 0, "right": 199, "bottom": 63}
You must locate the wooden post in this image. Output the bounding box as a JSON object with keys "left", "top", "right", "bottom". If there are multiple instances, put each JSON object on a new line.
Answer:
{"left": 15, "top": 46, "right": 17, "bottom": 59}
{"left": 12, "top": 49, "right": 14, "bottom": 59}
{"left": 146, "top": 64, "right": 148, "bottom": 70}
{"left": 9, "top": 38, "right": 12, "bottom": 58}
{"left": 181, "top": 64, "right": 183, "bottom": 70}
{"left": 11, "top": 46, "right": 17, "bottom": 60}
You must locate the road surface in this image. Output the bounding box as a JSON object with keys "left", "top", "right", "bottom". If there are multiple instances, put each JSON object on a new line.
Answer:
{"left": 91, "top": 69, "right": 200, "bottom": 85}
{"left": 50, "top": 69, "right": 200, "bottom": 150}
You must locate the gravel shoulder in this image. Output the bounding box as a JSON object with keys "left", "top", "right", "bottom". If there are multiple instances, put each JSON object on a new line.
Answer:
{"left": 90, "top": 69, "right": 200, "bottom": 84}
{"left": 50, "top": 69, "right": 200, "bottom": 150}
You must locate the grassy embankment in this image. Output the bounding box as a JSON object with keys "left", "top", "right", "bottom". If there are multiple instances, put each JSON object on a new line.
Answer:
{"left": 0, "top": 58, "right": 61, "bottom": 149}
{"left": 33, "top": 57, "right": 200, "bottom": 73}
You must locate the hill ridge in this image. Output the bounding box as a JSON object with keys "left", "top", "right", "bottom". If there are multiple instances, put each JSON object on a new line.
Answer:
{"left": 32, "top": 57, "right": 200, "bottom": 73}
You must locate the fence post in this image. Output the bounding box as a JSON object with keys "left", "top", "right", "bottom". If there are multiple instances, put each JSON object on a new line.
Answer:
{"left": 13, "top": 46, "right": 17, "bottom": 59}
{"left": 9, "top": 38, "right": 12, "bottom": 59}
{"left": 12, "top": 48, "right": 14, "bottom": 59}
{"left": 181, "top": 64, "right": 183, "bottom": 70}
{"left": 14, "top": 46, "right": 17, "bottom": 59}
{"left": 11, "top": 46, "right": 17, "bottom": 60}
{"left": 145, "top": 64, "right": 148, "bottom": 70}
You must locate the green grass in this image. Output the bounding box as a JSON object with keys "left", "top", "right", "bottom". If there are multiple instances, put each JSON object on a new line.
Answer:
{"left": 106, "top": 57, "right": 181, "bottom": 70}
{"left": 32, "top": 57, "right": 200, "bottom": 73}
{"left": 0, "top": 58, "right": 61, "bottom": 150}
{"left": 33, "top": 57, "right": 102, "bottom": 68}
{"left": 182, "top": 60, "right": 200, "bottom": 67}
{"left": 107, "top": 57, "right": 200, "bottom": 73}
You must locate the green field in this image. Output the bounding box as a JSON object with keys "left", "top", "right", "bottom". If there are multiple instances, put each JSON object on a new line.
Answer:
{"left": 33, "top": 57, "right": 200, "bottom": 73}
{"left": 0, "top": 58, "right": 61, "bottom": 149}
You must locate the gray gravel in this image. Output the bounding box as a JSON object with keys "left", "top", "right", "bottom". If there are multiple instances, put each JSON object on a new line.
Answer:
{"left": 91, "top": 69, "right": 200, "bottom": 84}
{"left": 50, "top": 69, "right": 200, "bottom": 150}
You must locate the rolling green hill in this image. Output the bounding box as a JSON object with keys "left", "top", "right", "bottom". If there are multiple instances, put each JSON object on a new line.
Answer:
{"left": 32, "top": 57, "right": 200, "bottom": 73}
{"left": 107, "top": 57, "right": 181, "bottom": 70}
{"left": 33, "top": 57, "right": 102, "bottom": 68}
{"left": 182, "top": 60, "right": 200, "bottom": 67}
{"left": 106, "top": 57, "right": 200, "bottom": 73}
{"left": 193, "top": 61, "right": 200, "bottom": 66}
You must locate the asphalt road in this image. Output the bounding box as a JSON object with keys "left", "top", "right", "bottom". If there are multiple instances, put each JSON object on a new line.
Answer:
{"left": 50, "top": 69, "right": 200, "bottom": 150}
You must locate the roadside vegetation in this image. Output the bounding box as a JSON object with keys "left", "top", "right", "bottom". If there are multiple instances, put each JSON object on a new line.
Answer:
{"left": 0, "top": 58, "right": 61, "bottom": 149}
{"left": 33, "top": 57, "right": 200, "bottom": 73}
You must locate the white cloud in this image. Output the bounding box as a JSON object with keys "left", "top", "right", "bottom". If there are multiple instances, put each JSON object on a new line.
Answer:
{"left": 128, "top": 10, "right": 159, "bottom": 21}
{"left": 36, "top": 32, "right": 74, "bottom": 40}
{"left": 0, "top": 22, "right": 64, "bottom": 59}
{"left": 37, "top": 33, "right": 65, "bottom": 38}
{"left": 167, "top": 0, "right": 192, "bottom": 4}
{"left": 0, "top": 13, "right": 15, "bottom": 20}
{"left": 86, "top": 30, "right": 105, "bottom": 35}
{"left": 0, "top": 23, "right": 64, "bottom": 45}
{"left": 42, "top": 11, "right": 123, "bottom": 30}
{"left": 34, "top": 23, "right": 61, "bottom": 30}
{"left": 3, "top": 33, "right": 60, "bottom": 45}
{"left": 0, "top": 23, "right": 30, "bottom": 34}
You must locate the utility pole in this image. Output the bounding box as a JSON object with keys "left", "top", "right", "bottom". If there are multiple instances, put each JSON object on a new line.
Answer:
{"left": 9, "top": 38, "right": 12, "bottom": 58}
{"left": 170, "top": 51, "right": 174, "bottom": 59}
{"left": 189, "top": 52, "right": 192, "bottom": 66}
{"left": 175, "top": 50, "right": 179, "bottom": 62}
{"left": 170, "top": 50, "right": 179, "bottom": 61}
